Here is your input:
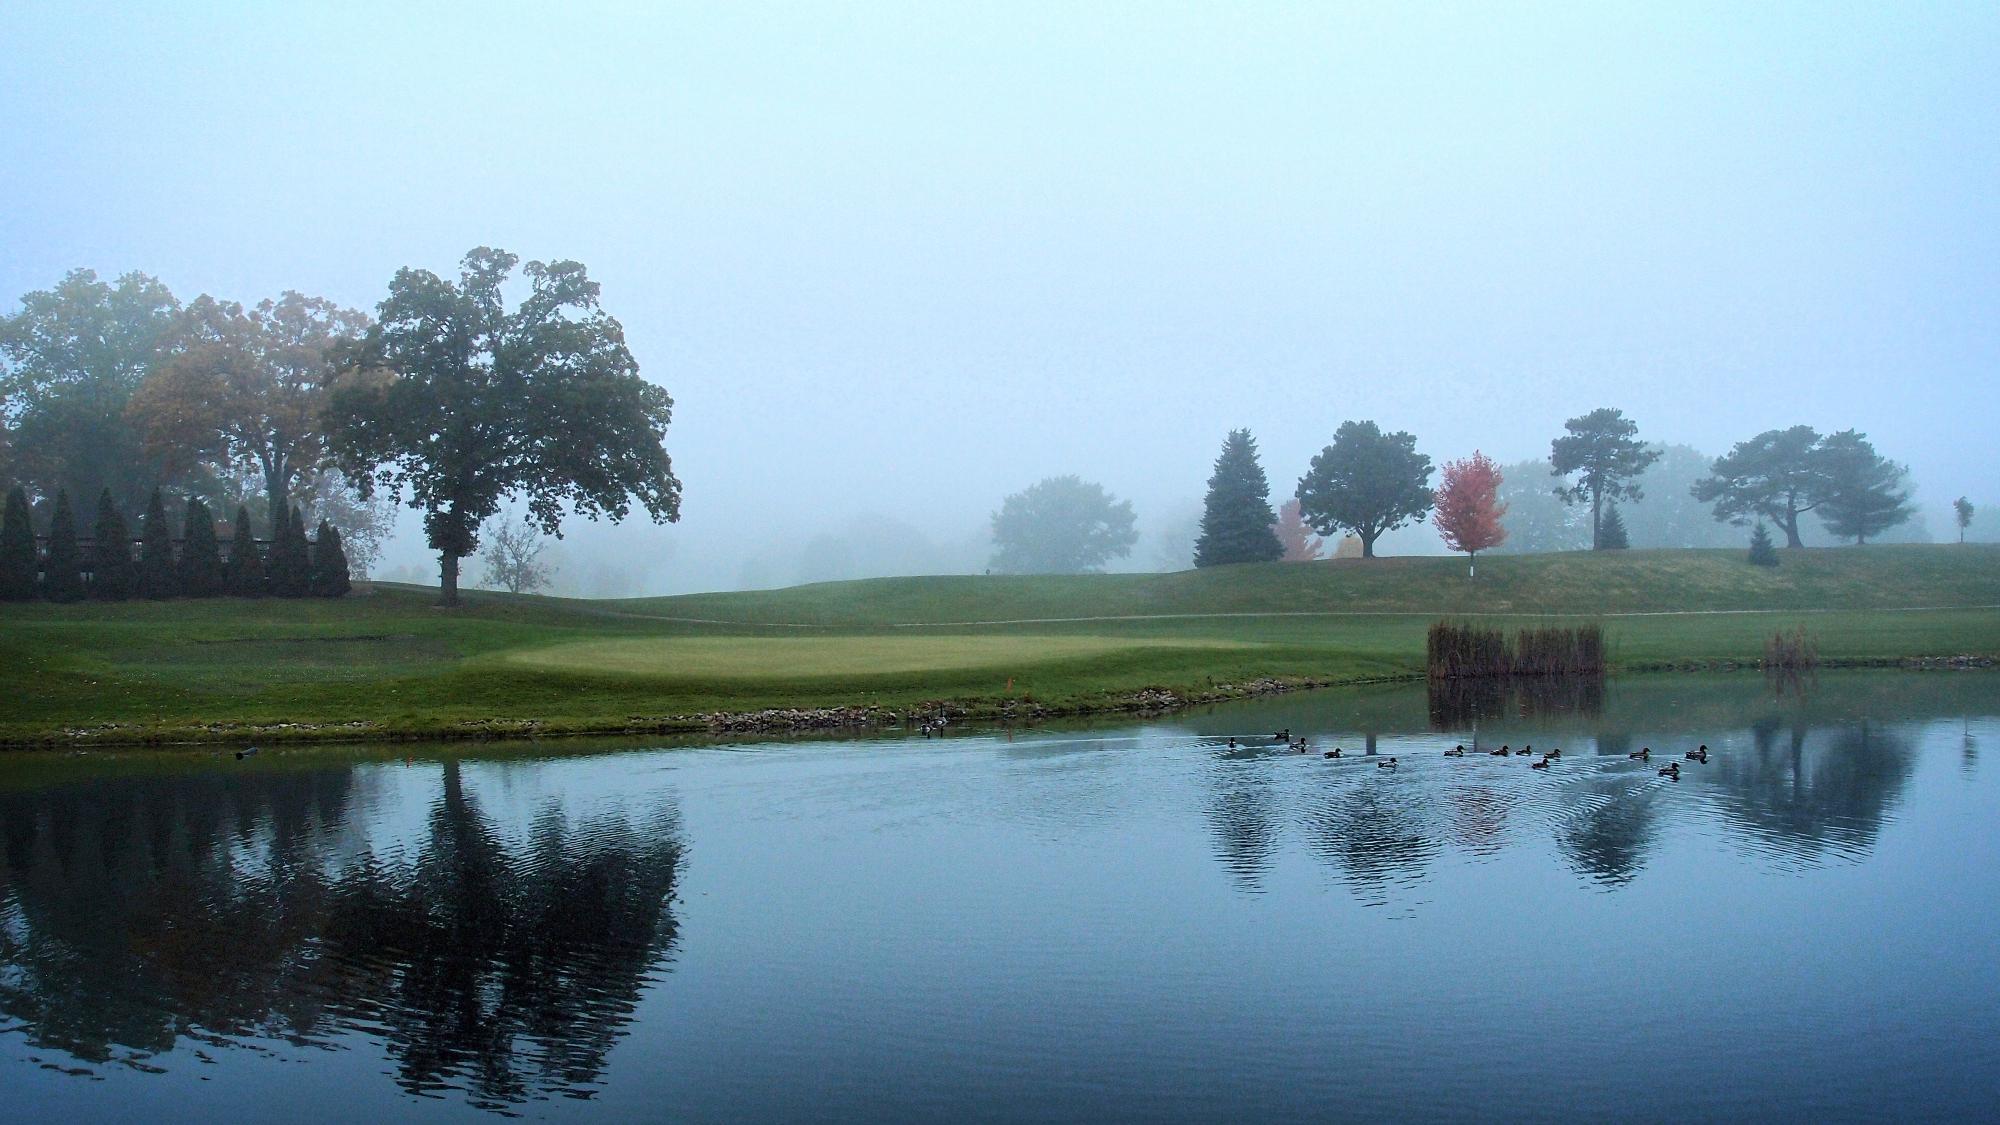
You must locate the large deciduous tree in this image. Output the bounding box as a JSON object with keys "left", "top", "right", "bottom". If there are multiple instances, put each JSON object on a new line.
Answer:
{"left": 989, "top": 475, "right": 1138, "bottom": 574}
{"left": 130, "top": 292, "right": 370, "bottom": 531}
{"left": 1433, "top": 451, "right": 1507, "bottom": 576}
{"left": 1815, "top": 430, "right": 1912, "bottom": 544}
{"left": 1193, "top": 429, "right": 1283, "bottom": 568}
{"left": 0, "top": 269, "right": 181, "bottom": 517}
{"left": 1550, "top": 407, "right": 1660, "bottom": 550}
{"left": 327, "top": 248, "right": 682, "bottom": 606}
{"left": 1294, "top": 420, "right": 1434, "bottom": 559}
{"left": 478, "top": 519, "right": 556, "bottom": 594}
{"left": 1690, "top": 426, "right": 1827, "bottom": 548}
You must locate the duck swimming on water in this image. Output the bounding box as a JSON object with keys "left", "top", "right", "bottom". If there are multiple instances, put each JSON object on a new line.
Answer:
{"left": 1629, "top": 747, "right": 1651, "bottom": 761}
{"left": 1686, "top": 746, "right": 1709, "bottom": 764}
{"left": 1376, "top": 757, "right": 1398, "bottom": 769}
{"left": 1659, "top": 762, "right": 1681, "bottom": 780}
{"left": 1326, "top": 747, "right": 1342, "bottom": 758}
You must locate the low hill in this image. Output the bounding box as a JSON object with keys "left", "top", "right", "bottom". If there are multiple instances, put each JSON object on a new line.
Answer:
{"left": 621, "top": 545, "right": 2000, "bottom": 626}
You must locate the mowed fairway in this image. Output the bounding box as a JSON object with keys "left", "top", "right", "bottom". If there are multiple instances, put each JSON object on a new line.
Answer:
{"left": 505, "top": 634, "right": 1256, "bottom": 680}
{"left": 2, "top": 546, "right": 1996, "bottom": 744}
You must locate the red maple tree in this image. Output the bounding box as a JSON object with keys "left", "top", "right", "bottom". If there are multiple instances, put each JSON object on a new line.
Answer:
{"left": 1271, "top": 498, "right": 1324, "bottom": 562}
{"left": 1434, "top": 451, "right": 1507, "bottom": 572}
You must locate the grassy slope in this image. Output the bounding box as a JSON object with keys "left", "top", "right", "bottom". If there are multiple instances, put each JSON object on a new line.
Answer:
{"left": 2, "top": 545, "right": 1995, "bottom": 744}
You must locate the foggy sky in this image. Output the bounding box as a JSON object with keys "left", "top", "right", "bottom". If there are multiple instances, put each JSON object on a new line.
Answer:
{"left": 4, "top": 2, "right": 1996, "bottom": 592}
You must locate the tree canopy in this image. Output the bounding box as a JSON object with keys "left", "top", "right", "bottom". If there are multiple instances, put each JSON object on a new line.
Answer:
{"left": 989, "top": 475, "right": 1138, "bottom": 574}
{"left": 131, "top": 291, "right": 369, "bottom": 529}
{"left": 1550, "top": 407, "right": 1660, "bottom": 550}
{"left": 327, "top": 248, "right": 682, "bottom": 605}
{"left": 1815, "top": 430, "right": 1913, "bottom": 544}
{"left": 1293, "top": 420, "right": 1433, "bottom": 558}
{"left": 1193, "top": 429, "right": 1283, "bottom": 567}
{"left": 1434, "top": 451, "right": 1507, "bottom": 567}
{"left": 1690, "top": 425, "right": 1827, "bottom": 548}
{"left": 0, "top": 269, "right": 181, "bottom": 517}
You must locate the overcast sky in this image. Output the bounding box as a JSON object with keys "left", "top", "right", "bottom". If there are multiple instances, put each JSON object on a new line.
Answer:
{"left": 5, "top": 2, "right": 1996, "bottom": 590}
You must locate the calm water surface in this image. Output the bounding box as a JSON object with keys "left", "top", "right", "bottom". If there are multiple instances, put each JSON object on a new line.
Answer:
{"left": 4, "top": 671, "right": 1998, "bottom": 1122}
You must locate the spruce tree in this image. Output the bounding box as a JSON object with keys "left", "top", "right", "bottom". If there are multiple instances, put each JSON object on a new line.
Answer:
{"left": 312, "top": 519, "right": 352, "bottom": 597}
{"left": 1598, "top": 502, "right": 1630, "bottom": 550}
{"left": 1194, "top": 429, "right": 1284, "bottom": 567}
{"left": 271, "top": 504, "right": 312, "bottom": 597}
{"left": 1, "top": 487, "right": 39, "bottom": 601}
{"left": 43, "top": 490, "right": 85, "bottom": 602}
{"left": 180, "top": 497, "right": 225, "bottom": 597}
{"left": 137, "top": 487, "right": 178, "bottom": 599}
{"left": 89, "top": 488, "right": 135, "bottom": 600}
{"left": 226, "top": 505, "right": 266, "bottom": 597}
{"left": 1747, "top": 522, "right": 1779, "bottom": 567}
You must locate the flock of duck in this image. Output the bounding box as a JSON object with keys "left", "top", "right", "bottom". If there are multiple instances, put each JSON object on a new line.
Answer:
{"left": 1226, "top": 730, "right": 1713, "bottom": 780}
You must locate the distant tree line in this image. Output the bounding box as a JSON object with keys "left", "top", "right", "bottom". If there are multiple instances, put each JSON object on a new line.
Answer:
{"left": 2, "top": 248, "right": 682, "bottom": 607}
{"left": 0, "top": 484, "right": 348, "bottom": 601}
{"left": 989, "top": 408, "right": 1938, "bottom": 575}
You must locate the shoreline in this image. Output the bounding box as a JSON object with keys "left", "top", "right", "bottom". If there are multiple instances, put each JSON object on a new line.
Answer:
{"left": 6, "top": 654, "right": 1992, "bottom": 751}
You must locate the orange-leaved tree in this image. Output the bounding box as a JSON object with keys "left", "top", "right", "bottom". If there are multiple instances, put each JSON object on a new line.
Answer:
{"left": 1434, "top": 451, "right": 1507, "bottom": 576}
{"left": 1271, "top": 499, "right": 1324, "bottom": 562}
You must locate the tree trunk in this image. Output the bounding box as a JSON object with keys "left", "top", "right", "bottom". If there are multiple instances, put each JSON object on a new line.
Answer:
{"left": 1781, "top": 509, "right": 1804, "bottom": 549}
{"left": 261, "top": 451, "right": 291, "bottom": 537}
{"left": 439, "top": 551, "right": 461, "bottom": 606}
{"left": 1590, "top": 488, "right": 1604, "bottom": 550}
{"left": 1360, "top": 531, "right": 1377, "bottom": 558}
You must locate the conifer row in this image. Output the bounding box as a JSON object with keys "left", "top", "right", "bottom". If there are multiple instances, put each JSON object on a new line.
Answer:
{"left": 0, "top": 486, "right": 349, "bottom": 601}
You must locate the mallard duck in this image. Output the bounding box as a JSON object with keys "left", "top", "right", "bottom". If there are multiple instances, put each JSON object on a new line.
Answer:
{"left": 1686, "top": 746, "right": 1709, "bottom": 764}
{"left": 1444, "top": 746, "right": 1465, "bottom": 758}
{"left": 1547, "top": 748, "right": 1561, "bottom": 759}
{"left": 1491, "top": 744, "right": 1511, "bottom": 757}
{"left": 1376, "top": 757, "right": 1398, "bottom": 769}
{"left": 1629, "top": 747, "right": 1650, "bottom": 761}
{"left": 1531, "top": 758, "right": 1550, "bottom": 770}
{"left": 1659, "top": 762, "right": 1681, "bottom": 780}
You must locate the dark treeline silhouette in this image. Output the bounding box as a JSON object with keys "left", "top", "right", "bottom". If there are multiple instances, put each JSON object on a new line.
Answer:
{"left": 0, "top": 759, "right": 685, "bottom": 1108}
{"left": 0, "top": 485, "right": 348, "bottom": 601}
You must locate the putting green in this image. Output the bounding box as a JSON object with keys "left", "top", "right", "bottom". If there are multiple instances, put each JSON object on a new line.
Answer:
{"left": 503, "top": 634, "right": 1257, "bottom": 680}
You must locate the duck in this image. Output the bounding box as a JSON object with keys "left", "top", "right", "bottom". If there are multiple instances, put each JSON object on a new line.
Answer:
{"left": 1628, "top": 747, "right": 1651, "bottom": 761}
{"left": 1546, "top": 748, "right": 1561, "bottom": 759}
{"left": 1376, "top": 756, "right": 1398, "bottom": 769}
{"left": 1227, "top": 738, "right": 1238, "bottom": 750}
{"left": 1491, "top": 744, "right": 1511, "bottom": 757}
{"left": 1685, "top": 746, "right": 1709, "bottom": 764}
{"left": 1659, "top": 762, "right": 1681, "bottom": 780}
{"left": 1530, "top": 758, "right": 1550, "bottom": 770}
{"left": 1514, "top": 747, "right": 1533, "bottom": 756}
{"left": 235, "top": 745, "right": 260, "bottom": 761}
{"left": 1325, "top": 747, "right": 1342, "bottom": 758}
{"left": 1444, "top": 746, "right": 1465, "bottom": 758}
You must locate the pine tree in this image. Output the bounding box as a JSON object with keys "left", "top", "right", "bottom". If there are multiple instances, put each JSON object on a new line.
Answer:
{"left": 270, "top": 503, "right": 312, "bottom": 597}
{"left": 312, "top": 519, "right": 352, "bottom": 597}
{"left": 225, "top": 505, "right": 266, "bottom": 597}
{"left": 1816, "top": 430, "right": 1913, "bottom": 544}
{"left": 1747, "top": 522, "right": 1779, "bottom": 567}
{"left": 180, "top": 497, "right": 225, "bottom": 597}
{"left": 43, "top": 490, "right": 85, "bottom": 602}
{"left": 1, "top": 487, "right": 39, "bottom": 601}
{"left": 1194, "top": 429, "right": 1284, "bottom": 567}
{"left": 136, "top": 487, "right": 178, "bottom": 598}
{"left": 89, "top": 488, "right": 134, "bottom": 600}
{"left": 1598, "top": 502, "right": 1630, "bottom": 550}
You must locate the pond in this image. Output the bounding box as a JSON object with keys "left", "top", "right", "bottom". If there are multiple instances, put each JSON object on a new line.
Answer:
{"left": 3, "top": 671, "right": 1998, "bottom": 1122}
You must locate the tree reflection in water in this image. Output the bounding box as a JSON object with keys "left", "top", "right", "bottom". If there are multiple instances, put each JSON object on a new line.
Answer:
{"left": 0, "top": 758, "right": 684, "bottom": 1110}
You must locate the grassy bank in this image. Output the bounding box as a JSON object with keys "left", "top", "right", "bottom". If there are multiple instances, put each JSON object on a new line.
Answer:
{"left": 2, "top": 545, "right": 1996, "bottom": 746}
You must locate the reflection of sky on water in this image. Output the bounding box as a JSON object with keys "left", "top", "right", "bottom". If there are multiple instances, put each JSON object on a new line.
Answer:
{"left": 3, "top": 671, "right": 1998, "bottom": 1121}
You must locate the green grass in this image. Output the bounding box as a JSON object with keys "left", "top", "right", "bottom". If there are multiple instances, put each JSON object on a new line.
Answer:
{"left": 2, "top": 545, "right": 1995, "bottom": 745}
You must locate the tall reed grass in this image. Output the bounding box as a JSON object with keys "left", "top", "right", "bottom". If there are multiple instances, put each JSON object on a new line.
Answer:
{"left": 1426, "top": 620, "right": 1606, "bottom": 680}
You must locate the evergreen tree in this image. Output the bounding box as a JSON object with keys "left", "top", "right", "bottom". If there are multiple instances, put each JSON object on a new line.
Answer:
{"left": 43, "top": 489, "right": 85, "bottom": 602}
{"left": 1193, "top": 429, "right": 1283, "bottom": 567}
{"left": 1816, "top": 430, "right": 1912, "bottom": 544}
{"left": 225, "top": 505, "right": 266, "bottom": 597}
{"left": 312, "top": 519, "right": 352, "bottom": 597}
{"left": 136, "top": 487, "right": 178, "bottom": 598}
{"left": 1747, "top": 522, "right": 1779, "bottom": 567}
{"left": 1, "top": 486, "right": 39, "bottom": 601}
{"left": 179, "top": 497, "right": 225, "bottom": 597}
{"left": 270, "top": 503, "right": 312, "bottom": 596}
{"left": 1598, "top": 502, "right": 1630, "bottom": 550}
{"left": 1550, "top": 407, "right": 1661, "bottom": 549}
{"left": 89, "top": 488, "right": 135, "bottom": 600}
